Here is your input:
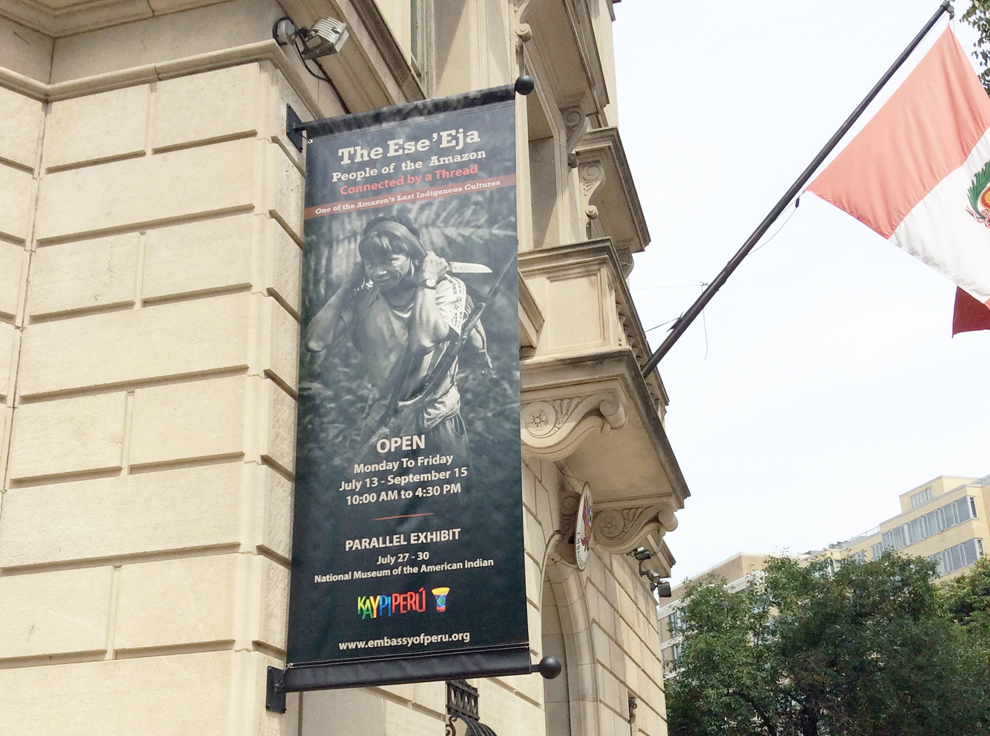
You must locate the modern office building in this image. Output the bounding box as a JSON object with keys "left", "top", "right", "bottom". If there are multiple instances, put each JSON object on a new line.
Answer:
{"left": 834, "top": 474, "right": 990, "bottom": 578}
{"left": 0, "top": 2, "right": 689, "bottom": 735}
{"left": 657, "top": 474, "right": 990, "bottom": 677}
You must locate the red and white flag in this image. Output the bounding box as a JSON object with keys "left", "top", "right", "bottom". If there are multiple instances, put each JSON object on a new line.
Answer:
{"left": 808, "top": 28, "right": 990, "bottom": 335}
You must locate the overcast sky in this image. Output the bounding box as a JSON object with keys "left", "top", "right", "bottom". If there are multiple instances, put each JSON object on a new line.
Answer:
{"left": 612, "top": 0, "right": 990, "bottom": 581}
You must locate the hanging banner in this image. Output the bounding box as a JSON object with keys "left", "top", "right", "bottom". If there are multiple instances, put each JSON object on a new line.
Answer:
{"left": 284, "top": 86, "right": 529, "bottom": 690}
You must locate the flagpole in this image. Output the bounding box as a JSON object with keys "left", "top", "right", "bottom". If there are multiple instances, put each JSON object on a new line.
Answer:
{"left": 640, "top": 1, "right": 953, "bottom": 377}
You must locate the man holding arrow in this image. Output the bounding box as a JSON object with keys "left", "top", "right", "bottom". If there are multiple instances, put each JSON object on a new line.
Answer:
{"left": 304, "top": 213, "right": 479, "bottom": 461}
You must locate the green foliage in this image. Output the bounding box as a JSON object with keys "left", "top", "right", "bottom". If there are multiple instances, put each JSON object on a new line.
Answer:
{"left": 667, "top": 555, "right": 990, "bottom": 736}
{"left": 963, "top": 0, "right": 990, "bottom": 93}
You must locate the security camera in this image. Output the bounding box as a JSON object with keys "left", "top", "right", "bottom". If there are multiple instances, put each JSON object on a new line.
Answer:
{"left": 272, "top": 16, "right": 350, "bottom": 60}
{"left": 629, "top": 547, "right": 652, "bottom": 562}
{"left": 300, "top": 18, "right": 350, "bottom": 60}
{"left": 652, "top": 580, "right": 672, "bottom": 598}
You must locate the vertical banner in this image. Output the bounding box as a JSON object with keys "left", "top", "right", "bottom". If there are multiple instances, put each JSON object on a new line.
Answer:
{"left": 285, "top": 86, "right": 529, "bottom": 689}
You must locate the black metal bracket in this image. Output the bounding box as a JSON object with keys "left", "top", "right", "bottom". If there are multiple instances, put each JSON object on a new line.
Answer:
{"left": 267, "top": 667, "right": 287, "bottom": 713}
{"left": 266, "top": 655, "right": 559, "bottom": 713}
{"left": 286, "top": 105, "right": 306, "bottom": 152}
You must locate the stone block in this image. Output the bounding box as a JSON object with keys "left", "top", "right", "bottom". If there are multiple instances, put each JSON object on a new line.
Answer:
{"left": 143, "top": 214, "right": 254, "bottom": 301}
{"left": 29, "top": 234, "right": 139, "bottom": 317}
{"left": 129, "top": 375, "right": 246, "bottom": 467}
{"left": 7, "top": 392, "right": 125, "bottom": 481}
{"left": 266, "top": 219, "right": 302, "bottom": 315}
{"left": 266, "top": 143, "right": 304, "bottom": 241}
{"left": 377, "top": 682, "right": 415, "bottom": 701}
{"left": 0, "top": 86, "right": 43, "bottom": 170}
{"left": 0, "top": 464, "right": 243, "bottom": 568}
{"left": 0, "top": 566, "right": 112, "bottom": 659}
{"left": 115, "top": 554, "right": 238, "bottom": 650}
{"left": 47, "top": 0, "right": 277, "bottom": 81}
{"left": 412, "top": 681, "right": 445, "bottom": 717}
{"left": 0, "top": 651, "right": 231, "bottom": 734}
{"left": 19, "top": 293, "right": 252, "bottom": 397}
{"left": 258, "top": 378, "right": 296, "bottom": 474}
{"left": 0, "top": 241, "right": 25, "bottom": 319}
{"left": 524, "top": 509, "right": 546, "bottom": 560}
{"left": 527, "top": 600, "right": 541, "bottom": 649}
{"left": 0, "top": 17, "right": 53, "bottom": 84}
{"left": 250, "top": 651, "right": 300, "bottom": 736}
{"left": 35, "top": 138, "right": 257, "bottom": 241}
{"left": 302, "top": 688, "right": 383, "bottom": 736}
{"left": 256, "top": 556, "right": 290, "bottom": 651}
{"left": 384, "top": 699, "right": 443, "bottom": 736}
{"left": 500, "top": 667, "right": 544, "bottom": 704}
{"left": 0, "top": 162, "right": 33, "bottom": 241}
{"left": 598, "top": 666, "right": 623, "bottom": 714}
{"left": 264, "top": 298, "right": 299, "bottom": 391}
{"left": 524, "top": 552, "right": 542, "bottom": 602}
{"left": 0, "top": 322, "right": 14, "bottom": 401}
{"left": 46, "top": 85, "right": 149, "bottom": 170}
{"left": 522, "top": 463, "right": 537, "bottom": 515}
{"left": 257, "top": 465, "right": 293, "bottom": 561}
{"left": 153, "top": 63, "right": 261, "bottom": 151}
{"left": 478, "top": 680, "right": 542, "bottom": 736}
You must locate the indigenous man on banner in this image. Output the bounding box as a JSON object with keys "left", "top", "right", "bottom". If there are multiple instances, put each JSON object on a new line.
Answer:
{"left": 304, "top": 213, "right": 474, "bottom": 460}
{"left": 808, "top": 28, "right": 990, "bottom": 334}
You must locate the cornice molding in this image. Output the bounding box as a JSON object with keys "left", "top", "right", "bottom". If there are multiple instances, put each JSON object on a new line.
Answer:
{"left": 0, "top": 39, "right": 322, "bottom": 116}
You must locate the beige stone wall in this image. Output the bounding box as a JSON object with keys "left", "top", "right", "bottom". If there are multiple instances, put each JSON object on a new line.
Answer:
{"left": 0, "top": 56, "right": 323, "bottom": 734}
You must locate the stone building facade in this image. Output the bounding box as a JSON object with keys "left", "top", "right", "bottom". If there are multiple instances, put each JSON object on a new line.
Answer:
{"left": 0, "top": 1, "right": 689, "bottom": 734}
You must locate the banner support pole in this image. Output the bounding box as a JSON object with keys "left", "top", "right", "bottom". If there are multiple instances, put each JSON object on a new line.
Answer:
{"left": 640, "top": 1, "right": 953, "bottom": 376}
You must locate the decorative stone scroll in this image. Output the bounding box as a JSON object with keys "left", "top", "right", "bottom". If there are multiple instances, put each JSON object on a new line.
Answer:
{"left": 521, "top": 392, "right": 626, "bottom": 461}
{"left": 578, "top": 156, "right": 605, "bottom": 238}
{"left": 592, "top": 501, "right": 678, "bottom": 555}
{"left": 562, "top": 106, "right": 589, "bottom": 169}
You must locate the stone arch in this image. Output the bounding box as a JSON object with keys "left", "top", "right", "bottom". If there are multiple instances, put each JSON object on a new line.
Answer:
{"left": 540, "top": 553, "right": 599, "bottom": 736}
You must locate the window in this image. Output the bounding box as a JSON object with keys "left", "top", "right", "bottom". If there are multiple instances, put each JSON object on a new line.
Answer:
{"left": 851, "top": 551, "right": 866, "bottom": 565}
{"left": 911, "top": 487, "right": 933, "bottom": 508}
{"left": 881, "top": 497, "right": 977, "bottom": 551}
{"left": 872, "top": 542, "right": 885, "bottom": 560}
{"left": 409, "top": 0, "right": 433, "bottom": 88}
{"left": 930, "top": 538, "right": 985, "bottom": 576}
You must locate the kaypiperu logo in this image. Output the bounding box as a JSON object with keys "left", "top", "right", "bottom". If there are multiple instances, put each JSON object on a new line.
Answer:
{"left": 358, "top": 588, "right": 427, "bottom": 619}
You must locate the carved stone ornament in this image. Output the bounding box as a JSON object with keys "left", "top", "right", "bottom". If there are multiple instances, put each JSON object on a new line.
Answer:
{"left": 578, "top": 158, "right": 605, "bottom": 237}
{"left": 592, "top": 501, "right": 679, "bottom": 555}
{"left": 562, "top": 106, "right": 589, "bottom": 168}
{"left": 521, "top": 392, "right": 626, "bottom": 461}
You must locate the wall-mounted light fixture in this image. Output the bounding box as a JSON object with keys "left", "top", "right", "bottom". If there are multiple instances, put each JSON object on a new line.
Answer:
{"left": 628, "top": 547, "right": 671, "bottom": 597}
{"left": 273, "top": 16, "right": 350, "bottom": 60}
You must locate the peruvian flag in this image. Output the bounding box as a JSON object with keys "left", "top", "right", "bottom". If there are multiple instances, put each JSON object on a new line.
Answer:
{"left": 808, "top": 28, "right": 990, "bottom": 335}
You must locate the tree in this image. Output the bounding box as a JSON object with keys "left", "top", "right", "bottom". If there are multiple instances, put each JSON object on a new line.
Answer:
{"left": 666, "top": 555, "right": 990, "bottom": 736}
{"left": 963, "top": 1, "right": 990, "bottom": 93}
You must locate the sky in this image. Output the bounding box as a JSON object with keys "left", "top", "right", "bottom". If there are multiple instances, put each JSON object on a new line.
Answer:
{"left": 612, "top": 0, "right": 990, "bottom": 582}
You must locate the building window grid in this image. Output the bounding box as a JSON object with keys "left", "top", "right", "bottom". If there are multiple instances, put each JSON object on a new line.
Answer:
{"left": 930, "top": 538, "right": 985, "bottom": 576}
{"left": 878, "top": 496, "right": 977, "bottom": 555}
{"left": 911, "top": 487, "right": 934, "bottom": 508}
